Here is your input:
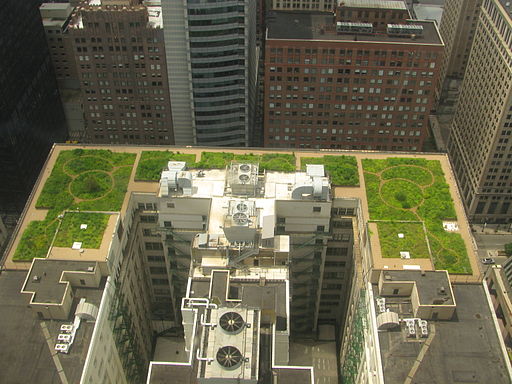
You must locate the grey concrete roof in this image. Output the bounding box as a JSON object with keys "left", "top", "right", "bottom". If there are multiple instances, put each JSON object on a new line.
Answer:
{"left": 383, "top": 270, "right": 454, "bottom": 305}
{"left": 24, "top": 259, "right": 97, "bottom": 304}
{"left": 267, "top": 11, "right": 442, "bottom": 45}
{"left": 0, "top": 271, "right": 104, "bottom": 384}
{"left": 379, "top": 284, "right": 510, "bottom": 384}
{"left": 148, "top": 364, "right": 196, "bottom": 384}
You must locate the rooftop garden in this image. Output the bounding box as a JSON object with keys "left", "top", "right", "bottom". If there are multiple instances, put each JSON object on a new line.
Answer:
{"left": 135, "top": 151, "right": 297, "bottom": 181}
{"left": 53, "top": 212, "right": 110, "bottom": 249}
{"left": 13, "top": 149, "right": 135, "bottom": 261}
{"left": 135, "top": 151, "right": 197, "bottom": 181}
{"left": 362, "top": 158, "right": 471, "bottom": 274}
{"left": 376, "top": 221, "right": 430, "bottom": 259}
{"left": 300, "top": 155, "right": 359, "bottom": 186}
{"left": 193, "top": 152, "right": 296, "bottom": 172}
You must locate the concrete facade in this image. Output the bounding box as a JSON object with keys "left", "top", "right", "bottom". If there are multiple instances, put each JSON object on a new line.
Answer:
{"left": 448, "top": 0, "right": 512, "bottom": 223}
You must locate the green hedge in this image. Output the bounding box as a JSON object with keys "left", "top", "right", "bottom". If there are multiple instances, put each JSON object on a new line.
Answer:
{"left": 300, "top": 155, "right": 359, "bottom": 186}
{"left": 363, "top": 158, "right": 471, "bottom": 274}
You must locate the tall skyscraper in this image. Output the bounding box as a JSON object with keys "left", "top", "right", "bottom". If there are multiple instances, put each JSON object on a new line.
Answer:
{"left": 62, "top": 0, "right": 175, "bottom": 145}
{"left": 438, "top": 0, "right": 482, "bottom": 85}
{"left": 0, "top": 0, "right": 67, "bottom": 214}
{"left": 161, "top": 0, "right": 257, "bottom": 146}
{"left": 263, "top": 3, "right": 443, "bottom": 151}
{"left": 448, "top": 0, "right": 512, "bottom": 223}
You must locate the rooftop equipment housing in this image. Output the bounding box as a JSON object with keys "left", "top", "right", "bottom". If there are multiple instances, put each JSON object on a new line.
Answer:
{"left": 387, "top": 24, "right": 424, "bottom": 36}
{"left": 336, "top": 21, "right": 374, "bottom": 34}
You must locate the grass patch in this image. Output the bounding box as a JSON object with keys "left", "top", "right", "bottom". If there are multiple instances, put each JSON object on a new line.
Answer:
{"left": 363, "top": 158, "right": 471, "bottom": 274}
{"left": 54, "top": 212, "right": 110, "bottom": 249}
{"left": 14, "top": 149, "right": 135, "bottom": 261}
{"left": 135, "top": 151, "right": 197, "bottom": 181}
{"left": 70, "top": 171, "right": 112, "bottom": 200}
{"left": 194, "top": 152, "right": 235, "bottom": 169}
{"left": 193, "top": 152, "right": 297, "bottom": 172}
{"left": 13, "top": 220, "right": 59, "bottom": 261}
{"left": 377, "top": 222, "right": 430, "bottom": 259}
{"left": 381, "top": 179, "right": 423, "bottom": 209}
{"left": 300, "top": 155, "right": 359, "bottom": 186}
{"left": 381, "top": 165, "right": 432, "bottom": 186}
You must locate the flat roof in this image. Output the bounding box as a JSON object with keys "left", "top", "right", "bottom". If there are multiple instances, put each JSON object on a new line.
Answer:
{"left": 23, "top": 259, "right": 97, "bottom": 304}
{"left": 3, "top": 145, "right": 478, "bottom": 283}
{"left": 0, "top": 270, "right": 104, "bottom": 384}
{"left": 378, "top": 284, "right": 511, "bottom": 383}
{"left": 382, "top": 270, "right": 454, "bottom": 305}
{"left": 267, "top": 11, "right": 442, "bottom": 45}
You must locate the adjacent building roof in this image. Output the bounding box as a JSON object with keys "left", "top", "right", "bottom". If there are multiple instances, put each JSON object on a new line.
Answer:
{"left": 266, "top": 11, "right": 443, "bottom": 45}
{"left": 377, "top": 284, "right": 511, "bottom": 383}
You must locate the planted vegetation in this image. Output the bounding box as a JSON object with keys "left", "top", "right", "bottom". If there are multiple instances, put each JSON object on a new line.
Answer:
{"left": 377, "top": 222, "right": 430, "bottom": 259}
{"left": 136, "top": 151, "right": 297, "bottom": 180}
{"left": 13, "top": 149, "right": 135, "bottom": 261}
{"left": 300, "top": 155, "right": 359, "bottom": 186}
{"left": 54, "top": 212, "right": 110, "bottom": 249}
{"left": 194, "top": 152, "right": 296, "bottom": 172}
{"left": 135, "top": 151, "right": 197, "bottom": 181}
{"left": 363, "top": 158, "right": 471, "bottom": 274}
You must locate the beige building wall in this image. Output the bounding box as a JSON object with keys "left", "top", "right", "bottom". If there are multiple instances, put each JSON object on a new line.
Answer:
{"left": 448, "top": 0, "right": 512, "bottom": 223}
{"left": 438, "top": 0, "right": 482, "bottom": 85}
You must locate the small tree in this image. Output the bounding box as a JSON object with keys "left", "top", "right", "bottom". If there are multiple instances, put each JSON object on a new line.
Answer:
{"left": 85, "top": 175, "right": 100, "bottom": 193}
{"left": 505, "top": 243, "right": 512, "bottom": 257}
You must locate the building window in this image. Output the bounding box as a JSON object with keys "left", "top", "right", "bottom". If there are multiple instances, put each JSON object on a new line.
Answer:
{"left": 164, "top": 221, "right": 172, "bottom": 228}
{"left": 167, "top": 202, "right": 175, "bottom": 208}
{"left": 313, "top": 206, "right": 321, "bottom": 213}
{"left": 317, "top": 225, "right": 325, "bottom": 232}
{"left": 145, "top": 242, "right": 163, "bottom": 251}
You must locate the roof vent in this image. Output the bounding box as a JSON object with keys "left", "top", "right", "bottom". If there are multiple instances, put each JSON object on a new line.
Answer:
{"left": 219, "top": 312, "right": 245, "bottom": 334}
{"left": 216, "top": 346, "right": 243, "bottom": 369}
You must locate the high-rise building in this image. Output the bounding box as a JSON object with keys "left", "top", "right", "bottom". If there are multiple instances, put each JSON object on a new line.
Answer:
{"left": 263, "top": 3, "right": 443, "bottom": 150}
{"left": 438, "top": 0, "right": 482, "bottom": 84}
{"left": 2, "top": 145, "right": 510, "bottom": 383}
{"left": 161, "top": 0, "right": 257, "bottom": 146}
{"left": 448, "top": 0, "right": 512, "bottom": 224}
{"left": 40, "top": 2, "right": 85, "bottom": 141}
{"left": 43, "top": 0, "right": 175, "bottom": 145}
{"left": 0, "top": 0, "right": 68, "bottom": 214}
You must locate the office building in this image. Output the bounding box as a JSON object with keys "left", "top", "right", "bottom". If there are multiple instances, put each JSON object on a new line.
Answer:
{"left": 263, "top": 3, "right": 443, "bottom": 150}
{"left": 41, "top": 0, "right": 175, "bottom": 145}
{"left": 0, "top": 0, "right": 68, "bottom": 215}
{"left": 2, "top": 145, "right": 510, "bottom": 383}
{"left": 438, "top": 0, "right": 482, "bottom": 84}
{"left": 448, "top": 0, "right": 512, "bottom": 223}
{"left": 40, "top": 2, "right": 85, "bottom": 141}
{"left": 161, "top": 0, "right": 257, "bottom": 146}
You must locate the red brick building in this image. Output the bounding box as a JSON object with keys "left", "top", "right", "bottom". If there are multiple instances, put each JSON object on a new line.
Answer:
{"left": 263, "top": 9, "right": 443, "bottom": 151}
